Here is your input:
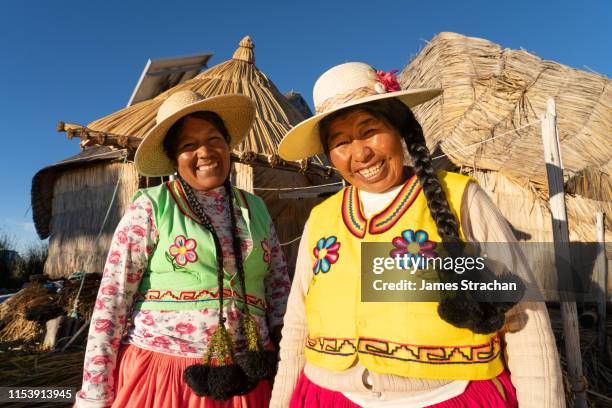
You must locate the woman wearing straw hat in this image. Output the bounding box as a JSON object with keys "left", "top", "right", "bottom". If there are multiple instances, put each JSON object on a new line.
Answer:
{"left": 76, "top": 90, "right": 291, "bottom": 408}
{"left": 270, "top": 63, "right": 564, "bottom": 407}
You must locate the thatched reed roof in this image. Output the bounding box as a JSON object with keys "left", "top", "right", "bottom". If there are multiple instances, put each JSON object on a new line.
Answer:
{"left": 401, "top": 32, "right": 610, "bottom": 199}
{"left": 32, "top": 146, "right": 127, "bottom": 239}
{"left": 401, "top": 32, "right": 611, "bottom": 240}
{"left": 86, "top": 36, "right": 322, "bottom": 165}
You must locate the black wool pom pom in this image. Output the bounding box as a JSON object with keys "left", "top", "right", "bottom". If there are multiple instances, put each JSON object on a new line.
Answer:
{"left": 206, "top": 364, "right": 249, "bottom": 401}
{"left": 438, "top": 292, "right": 481, "bottom": 330}
{"left": 235, "top": 350, "right": 278, "bottom": 381}
{"left": 183, "top": 364, "right": 210, "bottom": 397}
{"left": 472, "top": 302, "right": 507, "bottom": 334}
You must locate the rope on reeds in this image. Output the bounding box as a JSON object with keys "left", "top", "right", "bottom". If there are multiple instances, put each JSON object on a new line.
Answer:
{"left": 432, "top": 119, "right": 543, "bottom": 161}
{"left": 68, "top": 152, "right": 129, "bottom": 319}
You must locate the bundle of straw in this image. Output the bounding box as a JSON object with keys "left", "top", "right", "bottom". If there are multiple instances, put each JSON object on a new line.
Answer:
{"left": 0, "top": 347, "right": 86, "bottom": 407}
{"left": 0, "top": 284, "right": 55, "bottom": 345}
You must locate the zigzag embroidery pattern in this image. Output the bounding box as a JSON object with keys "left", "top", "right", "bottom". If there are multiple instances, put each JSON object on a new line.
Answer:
{"left": 306, "top": 335, "right": 501, "bottom": 364}
{"left": 138, "top": 288, "right": 267, "bottom": 311}
{"left": 305, "top": 336, "right": 358, "bottom": 356}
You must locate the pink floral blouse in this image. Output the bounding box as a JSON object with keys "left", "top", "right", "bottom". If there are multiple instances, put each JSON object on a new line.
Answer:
{"left": 76, "top": 186, "right": 291, "bottom": 407}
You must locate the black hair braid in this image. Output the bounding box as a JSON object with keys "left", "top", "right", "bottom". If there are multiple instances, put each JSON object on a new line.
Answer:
{"left": 180, "top": 175, "right": 276, "bottom": 394}
{"left": 402, "top": 119, "right": 462, "bottom": 245}
{"left": 222, "top": 179, "right": 279, "bottom": 382}
{"left": 179, "top": 175, "right": 255, "bottom": 400}
{"left": 400, "top": 110, "right": 516, "bottom": 334}
{"left": 222, "top": 179, "right": 250, "bottom": 315}
{"left": 178, "top": 176, "right": 227, "bottom": 326}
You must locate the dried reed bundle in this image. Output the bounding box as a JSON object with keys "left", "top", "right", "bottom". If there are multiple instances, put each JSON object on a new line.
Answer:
{"left": 0, "top": 318, "right": 44, "bottom": 344}
{"left": 400, "top": 32, "right": 611, "bottom": 290}
{"left": 401, "top": 32, "right": 610, "bottom": 199}
{"left": 44, "top": 162, "right": 138, "bottom": 279}
{"left": 0, "top": 347, "right": 86, "bottom": 407}
{"left": 466, "top": 169, "right": 612, "bottom": 298}
{"left": 0, "top": 284, "right": 57, "bottom": 345}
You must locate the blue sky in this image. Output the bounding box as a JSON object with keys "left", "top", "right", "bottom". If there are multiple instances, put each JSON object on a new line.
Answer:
{"left": 0, "top": 0, "right": 610, "bottom": 253}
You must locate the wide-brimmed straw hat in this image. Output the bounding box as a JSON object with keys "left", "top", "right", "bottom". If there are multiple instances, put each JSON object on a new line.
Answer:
{"left": 278, "top": 62, "right": 442, "bottom": 161}
{"left": 135, "top": 90, "right": 255, "bottom": 176}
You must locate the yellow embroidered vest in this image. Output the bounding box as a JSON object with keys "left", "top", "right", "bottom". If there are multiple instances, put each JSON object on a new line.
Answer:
{"left": 304, "top": 171, "right": 504, "bottom": 380}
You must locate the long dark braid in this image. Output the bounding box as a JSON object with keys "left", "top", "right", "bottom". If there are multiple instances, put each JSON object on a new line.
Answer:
{"left": 320, "top": 99, "right": 521, "bottom": 334}
{"left": 179, "top": 175, "right": 254, "bottom": 399}
{"left": 222, "top": 178, "right": 278, "bottom": 381}
{"left": 223, "top": 180, "right": 249, "bottom": 314}
{"left": 180, "top": 174, "right": 277, "bottom": 399}
{"left": 400, "top": 107, "right": 514, "bottom": 333}
{"left": 179, "top": 175, "right": 227, "bottom": 324}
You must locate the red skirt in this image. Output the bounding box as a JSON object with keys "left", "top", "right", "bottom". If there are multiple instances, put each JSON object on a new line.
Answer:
{"left": 289, "top": 369, "right": 518, "bottom": 408}
{"left": 111, "top": 343, "right": 271, "bottom": 408}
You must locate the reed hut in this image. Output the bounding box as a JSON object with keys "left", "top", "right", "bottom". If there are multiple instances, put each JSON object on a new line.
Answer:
{"left": 33, "top": 36, "right": 336, "bottom": 280}
{"left": 32, "top": 147, "right": 139, "bottom": 280}
{"left": 400, "top": 32, "right": 611, "bottom": 297}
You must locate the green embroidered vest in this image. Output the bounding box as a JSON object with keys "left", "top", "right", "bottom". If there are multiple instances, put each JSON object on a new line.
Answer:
{"left": 132, "top": 180, "right": 271, "bottom": 317}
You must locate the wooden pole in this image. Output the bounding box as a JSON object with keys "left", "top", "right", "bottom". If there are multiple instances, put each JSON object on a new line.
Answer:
{"left": 595, "top": 212, "right": 610, "bottom": 367}
{"left": 60, "top": 319, "right": 90, "bottom": 352}
{"left": 541, "top": 98, "right": 587, "bottom": 407}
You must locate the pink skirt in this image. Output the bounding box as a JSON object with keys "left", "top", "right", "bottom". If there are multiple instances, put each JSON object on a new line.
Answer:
{"left": 289, "top": 370, "right": 517, "bottom": 408}
{"left": 111, "top": 343, "right": 271, "bottom": 408}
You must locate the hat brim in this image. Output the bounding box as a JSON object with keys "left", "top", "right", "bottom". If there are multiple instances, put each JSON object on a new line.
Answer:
{"left": 278, "top": 88, "right": 442, "bottom": 161}
{"left": 135, "top": 94, "right": 255, "bottom": 176}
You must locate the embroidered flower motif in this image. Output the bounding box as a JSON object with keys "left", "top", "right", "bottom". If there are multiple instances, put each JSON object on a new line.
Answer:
{"left": 312, "top": 236, "right": 341, "bottom": 274}
{"left": 374, "top": 69, "right": 401, "bottom": 93}
{"left": 167, "top": 235, "right": 198, "bottom": 267}
{"left": 390, "top": 229, "right": 437, "bottom": 269}
{"left": 261, "top": 239, "right": 272, "bottom": 263}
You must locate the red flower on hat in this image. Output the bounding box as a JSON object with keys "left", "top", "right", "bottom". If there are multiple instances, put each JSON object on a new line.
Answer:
{"left": 375, "top": 70, "right": 401, "bottom": 92}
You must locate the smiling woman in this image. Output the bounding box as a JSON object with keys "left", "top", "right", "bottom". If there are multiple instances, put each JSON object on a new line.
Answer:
{"left": 320, "top": 109, "right": 406, "bottom": 193}
{"left": 163, "top": 112, "right": 232, "bottom": 191}
{"left": 271, "top": 62, "right": 563, "bottom": 408}
{"left": 75, "top": 90, "right": 291, "bottom": 408}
